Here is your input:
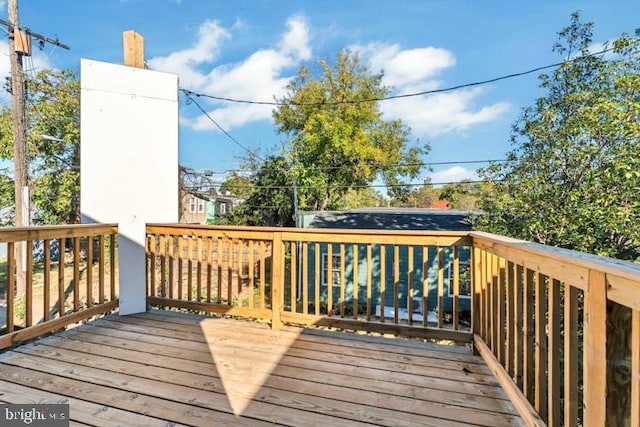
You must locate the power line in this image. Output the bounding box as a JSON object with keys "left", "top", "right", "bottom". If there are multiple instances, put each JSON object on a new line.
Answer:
{"left": 183, "top": 91, "right": 264, "bottom": 161}
{"left": 180, "top": 46, "right": 616, "bottom": 107}
{"left": 210, "top": 178, "right": 501, "bottom": 191}
{"left": 180, "top": 158, "right": 508, "bottom": 176}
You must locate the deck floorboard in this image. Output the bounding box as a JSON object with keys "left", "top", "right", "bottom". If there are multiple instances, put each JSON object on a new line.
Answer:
{"left": 0, "top": 310, "right": 524, "bottom": 426}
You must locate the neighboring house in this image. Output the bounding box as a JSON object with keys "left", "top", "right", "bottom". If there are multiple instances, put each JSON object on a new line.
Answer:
{"left": 206, "top": 194, "right": 244, "bottom": 224}
{"left": 432, "top": 200, "right": 451, "bottom": 209}
{"left": 298, "top": 208, "right": 476, "bottom": 320}
{"left": 180, "top": 190, "right": 244, "bottom": 224}
{"left": 180, "top": 192, "right": 209, "bottom": 224}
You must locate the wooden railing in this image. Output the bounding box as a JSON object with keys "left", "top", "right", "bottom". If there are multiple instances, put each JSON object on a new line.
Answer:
{"left": 146, "top": 224, "right": 640, "bottom": 426}
{"left": 471, "top": 231, "right": 640, "bottom": 427}
{"left": 0, "top": 224, "right": 119, "bottom": 349}
{"left": 146, "top": 224, "right": 474, "bottom": 342}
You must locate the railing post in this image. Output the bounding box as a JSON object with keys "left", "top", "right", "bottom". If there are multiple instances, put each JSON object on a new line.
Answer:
{"left": 271, "top": 232, "right": 284, "bottom": 331}
{"left": 472, "top": 245, "right": 482, "bottom": 348}
{"left": 583, "top": 269, "right": 607, "bottom": 427}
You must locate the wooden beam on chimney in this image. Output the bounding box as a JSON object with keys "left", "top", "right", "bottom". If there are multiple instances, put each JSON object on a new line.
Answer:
{"left": 123, "top": 30, "right": 144, "bottom": 68}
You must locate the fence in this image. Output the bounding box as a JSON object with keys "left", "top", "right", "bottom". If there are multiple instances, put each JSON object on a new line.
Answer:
{"left": 0, "top": 224, "right": 119, "bottom": 349}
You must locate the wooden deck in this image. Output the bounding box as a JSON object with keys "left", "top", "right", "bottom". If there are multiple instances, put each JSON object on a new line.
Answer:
{"left": 0, "top": 310, "right": 523, "bottom": 426}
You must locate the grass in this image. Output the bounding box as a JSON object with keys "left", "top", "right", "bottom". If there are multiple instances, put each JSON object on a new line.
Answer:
{"left": 1, "top": 252, "right": 119, "bottom": 327}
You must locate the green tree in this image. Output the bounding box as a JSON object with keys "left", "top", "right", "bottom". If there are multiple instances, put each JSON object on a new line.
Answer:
{"left": 341, "top": 187, "right": 387, "bottom": 209}
{"left": 0, "top": 69, "right": 80, "bottom": 225}
{"left": 219, "top": 172, "right": 253, "bottom": 200}
{"left": 390, "top": 179, "right": 437, "bottom": 208}
{"left": 478, "top": 14, "right": 640, "bottom": 261}
{"left": 273, "top": 50, "right": 428, "bottom": 212}
{"left": 226, "top": 156, "right": 295, "bottom": 227}
{"left": 438, "top": 180, "right": 484, "bottom": 211}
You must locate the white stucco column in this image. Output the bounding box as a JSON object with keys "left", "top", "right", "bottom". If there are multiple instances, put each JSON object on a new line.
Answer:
{"left": 80, "top": 59, "right": 179, "bottom": 315}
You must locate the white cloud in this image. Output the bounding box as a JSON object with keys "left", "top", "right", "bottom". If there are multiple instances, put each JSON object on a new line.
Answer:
{"left": 278, "top": 15, "right": 311, "bottom": 61}
{"left": 149, "top": 15, "right": 311, "bottom": 131}
{"left": 430, "top": 166, "right": 478, "bottom": 184}
{"left": 148, "top": 20, "right": 230, "bottom": 89}
{"left": 383, "top": 88, "right": 511, "bottom": 136}
{"left": 355, "top": 43, "right": 455, "bottom": 88}
{"left": 355, "top": 42, "right": 510, "bottom": 137}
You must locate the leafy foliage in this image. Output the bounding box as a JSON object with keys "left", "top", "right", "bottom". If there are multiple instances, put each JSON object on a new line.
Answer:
{"left": 478, "top": 13, "right": 640, "bottom": 260}
{"left": 0, "top": 69, "right": 80, "bottom": 225}
{"left": 226, "top": 156, "right": 295, "bottom": 227}
{"left": 272, "top": 49, "right": 428, "bottom": 212}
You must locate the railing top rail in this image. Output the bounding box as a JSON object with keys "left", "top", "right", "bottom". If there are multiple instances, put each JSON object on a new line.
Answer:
{"left": 0, "top": 223, "right": 118, "bottom": 243}
{"left": 146, "top": 223, "right": 471, "bottom": 238}
{"left": 471, "top": 231, "right": 640, "bottom": 279}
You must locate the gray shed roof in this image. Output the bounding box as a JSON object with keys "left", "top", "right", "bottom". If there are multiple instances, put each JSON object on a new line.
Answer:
{"left": 303, "top": 208, "right": 475, "bottom": 231}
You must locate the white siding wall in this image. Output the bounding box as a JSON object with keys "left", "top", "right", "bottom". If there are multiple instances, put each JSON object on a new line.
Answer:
{"left": 80, "top": 59, "right": 179, "bottom": 315}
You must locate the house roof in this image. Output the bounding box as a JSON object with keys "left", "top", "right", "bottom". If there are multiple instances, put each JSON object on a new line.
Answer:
{"left": 302, "top": 208, "right": 476, "bottom": 231}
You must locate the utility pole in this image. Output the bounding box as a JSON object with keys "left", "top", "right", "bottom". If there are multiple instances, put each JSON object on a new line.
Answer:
{"left": 5, "top": 0, "right": 70, "bottom": 296}
{"left": 9, "top": 0, "right": 28, "bottom": 296}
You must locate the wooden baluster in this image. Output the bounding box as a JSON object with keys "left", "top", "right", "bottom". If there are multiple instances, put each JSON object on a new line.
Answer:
{"left": 534, "top": 273, "right": 548, "bottom": 422}
{"left": 437, "top": 246, "right": 444, "bottom": 329}
{"left": 43, "top": 239, "right": 51, "bottom": 321}
{"left": 98, "top": 235, "right": 105, "bottom": 304}
{"left": 259, "top": 241, "right": 266, "bottom": 309}
{"left": 270, "top": 233, "right": 284, "bottom": 330}
{"left": 352, "top": 244, "right": 359, "bottom": 320}
{"left": 249, "top": 240, "right": 255, "bottom": 310}
{"left": 73, "top": 237, "right": 80, "bottom": 313}
{"left": 206, "top": 237, "right": 212, "bottom": 303}
{"left": 366, "top": 244, "right": 372, "bottom": 321}
{"left": 302, "top": 242, "right": 308, "bottom": 315}
{"left": 340, "top": 244, "right": 345, "bottom": 318}
{"left": 380, "top": 245, "right": 386, "bottom": 323}
{"left": 408, "top": 246, "right": 414, "bottom": 326}
{"left": 423, "top": 246, "right": 429, "bottom": 327}
{"left": 187, "top": 238, "right": 193, "bottom": 301}
{"left": 506, "top": 260, "right": 515, "bottom": 375}
{"left": 452, "top": 246, "right": 459, "bottom": 331}
{"left": 523, "top": 267, "right": 535, "bottom": 402}
{"left": 87, "top": 236, "right": 94, "bottom": 306}
{"left": 327, "top": 244, "right": 333, "bottom": 315}
{"left": 168, "top": 235, "right": 175, "bottom": 300}
{"left": 110, "top": 233, "right": 116, "bottom": 300}
{"left": 497, "top": 257, "right": 506, "bottom": 366}
{"left": 58, "top": 238, "right": 65, "bottom": 316}
{"left": 314, "top": 242, "right": 320, "bottom": 316}
{"left": 583, "top": 270, "right": 606, "bottom": 427}
{"left": 631, "top": 308, "right": 640, "bottom": 427}
{"left": 197, "top": 237, "right": 202, "bottom": 301}
{"left": 514, "top": 263, "right": 523, "bottom": 389}
{"left": 548, "top": 278, "right": 561, "bottom": 426}
{"left": 394, "top": 244, "right": 400, "bottom": 324}
{"left": 564, "top": 284, "right": 579, "bottom": 427}
{"left": 26, "top": 240, "right": 33, "bottom": 326}
{"left": 7, "top": 242, "right": 14, "bottom": 332}
{"left": 148, "top": 235, "right": 155, "bottom": 297}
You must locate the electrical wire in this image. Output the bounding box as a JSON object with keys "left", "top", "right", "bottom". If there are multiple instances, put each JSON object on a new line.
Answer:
{"left": 202, "top": 178, "right": 500, "bottom": 191}
{"left": 183, "top": 159, "right": 509, "bottom": 175}
{"left": 183, "top": 91, "right": 264, "bottom": 161}
{"left": 180, "top": 46, "right": 616, "bottom": 107}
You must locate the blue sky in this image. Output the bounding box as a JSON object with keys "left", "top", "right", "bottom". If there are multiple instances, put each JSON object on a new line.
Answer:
{"left": 1, "top": 0, "right": 639, "bottom": 186}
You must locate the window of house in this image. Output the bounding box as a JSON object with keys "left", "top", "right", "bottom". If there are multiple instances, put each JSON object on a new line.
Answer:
{"left": 322, "top": 253, "right": 342, "bottom": 286}
{"left": 189, "top": 196, "right": 197, "bottom": 213}
{"left": 219, "top": 202, "right": 226, "bottom": 215}
{"left": 447, "top": 261, "right": 471, "bottom": 298}
{"left": 197, "top": 198, "right": 205, "bottom": 213}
